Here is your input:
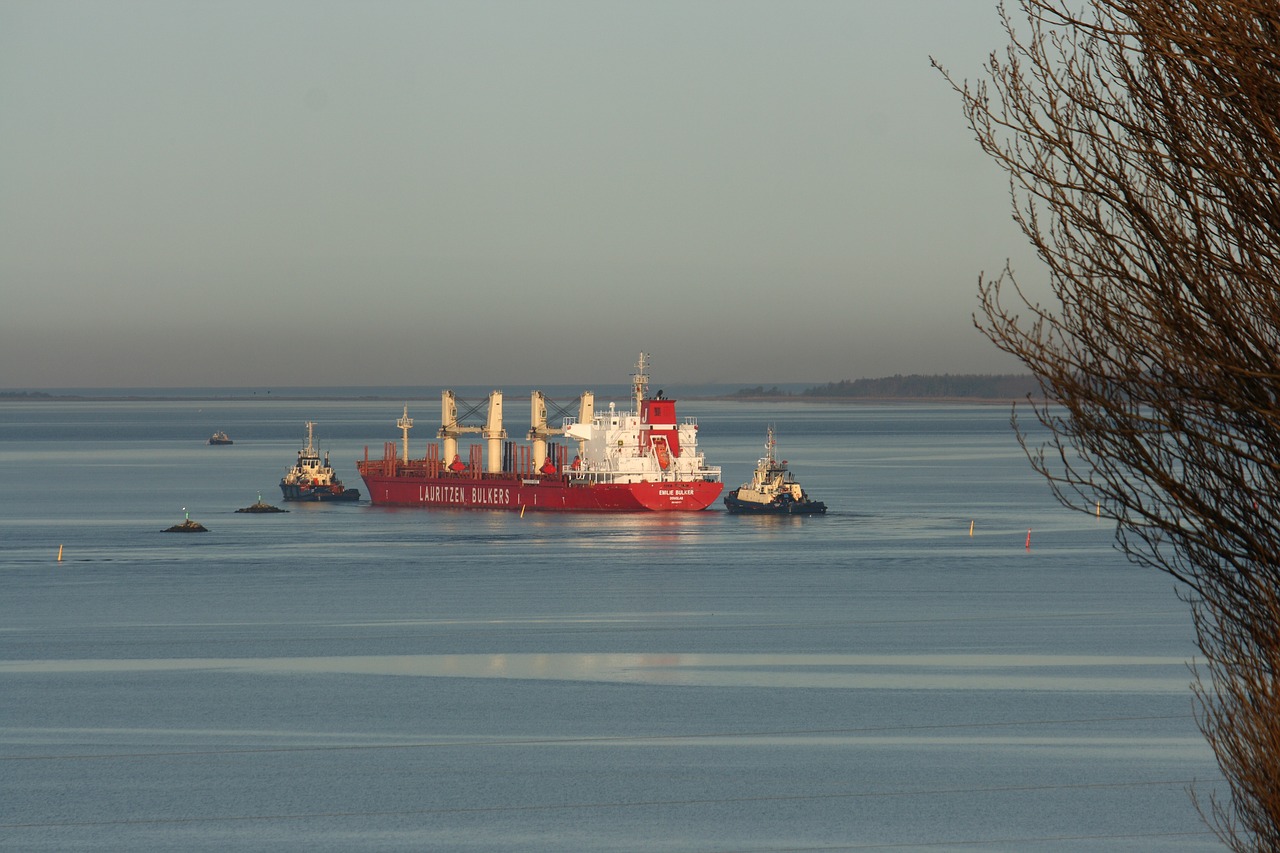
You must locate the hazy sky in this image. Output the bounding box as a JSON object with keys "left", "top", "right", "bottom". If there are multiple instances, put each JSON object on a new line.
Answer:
{"left": 1, "top": 1, "right": 1042, "bottom": 389}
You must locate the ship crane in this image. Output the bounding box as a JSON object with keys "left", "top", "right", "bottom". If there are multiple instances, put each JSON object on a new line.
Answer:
{"left": 439, "top": 390, "right": 506, "bottom": 473}
{"left": 529, "top": 391, "right": 595, "bottom": 472}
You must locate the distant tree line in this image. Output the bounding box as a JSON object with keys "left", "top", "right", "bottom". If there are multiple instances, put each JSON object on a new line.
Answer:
{"left": 730, "top": 374, "right": 1038, "bottom": 400}
{"left": 729, "top": 385, "right": 794, "bottom": 398}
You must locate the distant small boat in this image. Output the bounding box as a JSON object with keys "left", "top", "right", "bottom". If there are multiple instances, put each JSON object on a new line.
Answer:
{"left": 280, "top": 422, "right": 361, "bottom": 502}
{"left": 208, "top": 431, "right": 233, "bottom": 445}
{"left": 723, "top": 427, "right": 827, "bottom": 515}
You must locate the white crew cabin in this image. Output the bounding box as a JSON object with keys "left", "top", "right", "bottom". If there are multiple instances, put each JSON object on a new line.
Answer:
{"left": 562, "top": 397, "right": 720, "bottom": 486}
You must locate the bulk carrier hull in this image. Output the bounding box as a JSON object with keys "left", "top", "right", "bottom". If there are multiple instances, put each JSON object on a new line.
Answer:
{"left": 359, "top": 470, "right": 722, "bottom": 512}
{"left": 356, "top": 354, "right": 723, "bottom": 513}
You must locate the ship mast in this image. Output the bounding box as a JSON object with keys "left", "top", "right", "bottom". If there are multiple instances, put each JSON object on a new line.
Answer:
{"left": 632, "top": 352, "right": 649, "bottom": 414}
{"left": 397, "top": 405, "right": 413, "bottom": 463}
{"left": 304, "top": 421, "right": 317, "bottom": 455}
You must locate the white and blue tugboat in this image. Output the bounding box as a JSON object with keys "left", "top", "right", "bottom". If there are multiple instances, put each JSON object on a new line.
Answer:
{"left": 280, "top": 422, "right": 361, "bottom": 502}
{"left": 723, "top": 427, "right": 826, "bottom": 515}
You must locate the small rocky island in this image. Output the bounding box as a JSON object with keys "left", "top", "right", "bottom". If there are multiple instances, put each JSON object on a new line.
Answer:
{"left": 237, "top": 494, "right": 288, "bottom": 513}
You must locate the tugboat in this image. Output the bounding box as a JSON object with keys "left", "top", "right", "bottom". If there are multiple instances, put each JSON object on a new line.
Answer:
{"left": 280, "top": 422, "right": 361, "bottom": 502}
{"left": 208, "top": 431, "right": 233, "bottom": 445}
{"left": 723, "top": 427, "right": 826, "bottom": 514}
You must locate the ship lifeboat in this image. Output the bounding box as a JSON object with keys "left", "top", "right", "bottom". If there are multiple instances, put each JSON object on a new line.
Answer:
{"left": 653, "top": 438, "right": 671, "bottom": 470}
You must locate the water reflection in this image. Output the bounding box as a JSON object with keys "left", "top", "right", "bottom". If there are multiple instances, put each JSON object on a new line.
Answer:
{"left": 1, "top": 652, "right": 1192, "bottom": 692}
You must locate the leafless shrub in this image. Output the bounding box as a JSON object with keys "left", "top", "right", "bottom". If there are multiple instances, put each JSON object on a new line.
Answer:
{"left": 936, "top": 2, "right": 1280, "bottom": 847}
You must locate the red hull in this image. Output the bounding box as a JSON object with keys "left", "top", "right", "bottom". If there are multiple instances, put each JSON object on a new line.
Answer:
{"left": 359, "top": 471, "right": 722, "bottom": 512}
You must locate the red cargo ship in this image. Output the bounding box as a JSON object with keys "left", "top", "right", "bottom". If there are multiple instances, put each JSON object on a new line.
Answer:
{"left": 357, "top": 354, "right": 723, "bottom": 512}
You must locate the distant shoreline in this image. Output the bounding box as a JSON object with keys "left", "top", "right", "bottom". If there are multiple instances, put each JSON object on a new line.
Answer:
{"left": 692, "top": 394, "right": 1031, "bottom": 405}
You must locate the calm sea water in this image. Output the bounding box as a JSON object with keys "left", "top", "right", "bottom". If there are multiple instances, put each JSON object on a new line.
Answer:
{"left": 0, "top": 397, "right": 1222, "bottom": 851}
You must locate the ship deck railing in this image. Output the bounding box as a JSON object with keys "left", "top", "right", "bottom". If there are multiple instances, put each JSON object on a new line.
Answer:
{"left": 359, "top": 444, "right": 721, "bottom": 482}
{"left": 566, "top": 467, "right": 721, "bottom": 485}
{"left": 560, "top": 415, "right": 703, "bottom": 428}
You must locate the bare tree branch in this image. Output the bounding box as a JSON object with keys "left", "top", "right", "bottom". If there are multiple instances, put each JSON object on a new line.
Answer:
{"left": 936, "top": 2, "right": 1280, "bottom": 847}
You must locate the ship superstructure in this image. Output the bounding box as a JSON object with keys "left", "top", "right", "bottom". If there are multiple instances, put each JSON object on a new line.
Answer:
{"left": 357, "top": 354, "right": 723, "bottom": 511}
